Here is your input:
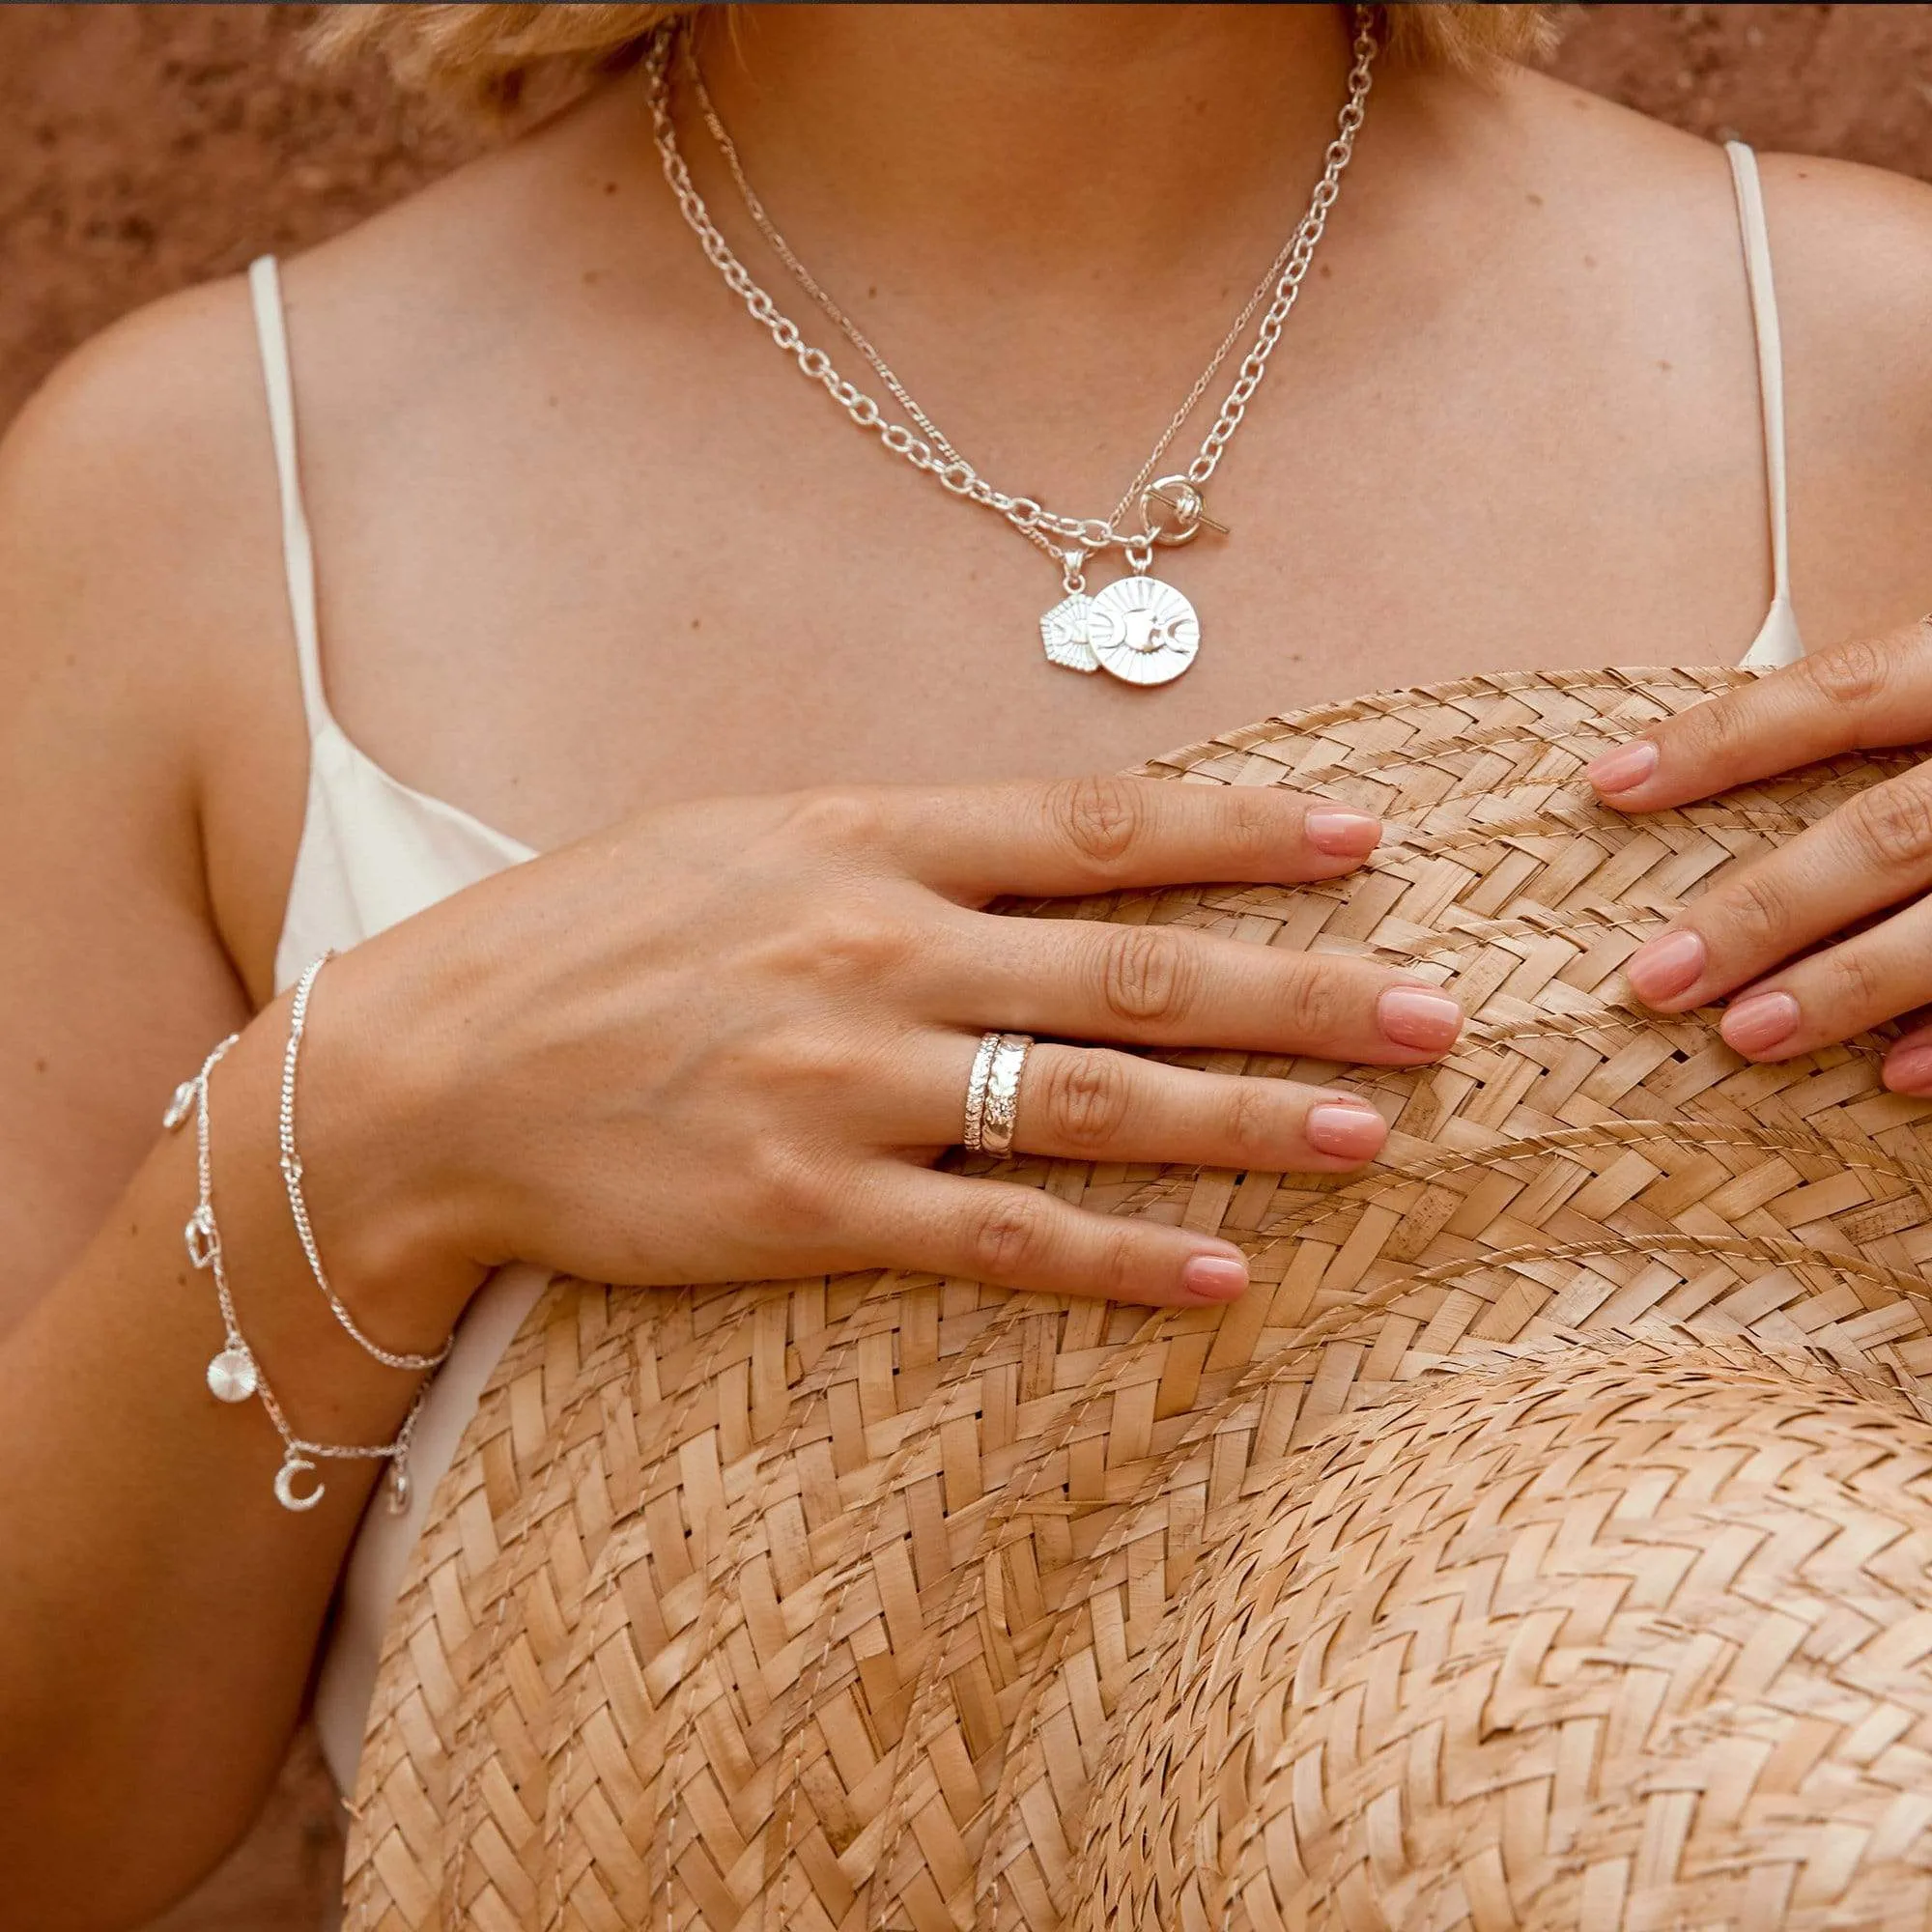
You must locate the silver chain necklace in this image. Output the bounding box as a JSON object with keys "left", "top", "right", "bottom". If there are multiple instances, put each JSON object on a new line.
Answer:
{"left": 687, "top": 40, "right": 1310, "bottom": 572}
{"left": 644, "top": 13, "right": 1376, "bottom": 686}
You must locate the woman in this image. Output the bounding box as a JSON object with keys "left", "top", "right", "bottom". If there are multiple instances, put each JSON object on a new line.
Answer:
{"left": 2, "top": 4, "right": 1930, "bottom": 1923}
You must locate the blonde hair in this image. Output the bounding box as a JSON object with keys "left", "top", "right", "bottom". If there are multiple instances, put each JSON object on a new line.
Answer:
{"left": 314, "top": 5, "right": 1557, "bottom": 117}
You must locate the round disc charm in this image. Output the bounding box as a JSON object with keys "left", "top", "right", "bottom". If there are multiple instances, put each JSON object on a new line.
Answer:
{"left": 1087, "top": 576, "right": 1201, "bottom": 687}
{"left": 207, "top": 1344, "right": 258, "bottom": 1404}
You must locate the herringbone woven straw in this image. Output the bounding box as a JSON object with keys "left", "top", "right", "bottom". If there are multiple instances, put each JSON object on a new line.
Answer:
{"left": 346, "top": 668, "right": 1932, "bottom": 1931}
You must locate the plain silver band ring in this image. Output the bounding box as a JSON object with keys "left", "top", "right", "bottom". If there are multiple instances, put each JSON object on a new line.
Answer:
{"left": 962, "top": 1032, "right": 1002, "bottom": 1152}
{"left": 979, "top": 1033, "right": 1035, "bottom": 1159}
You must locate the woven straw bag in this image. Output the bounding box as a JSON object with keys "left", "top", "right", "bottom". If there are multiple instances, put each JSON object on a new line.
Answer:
{"left": 345, "top": 668, "right": 1932, "bottom": 1931}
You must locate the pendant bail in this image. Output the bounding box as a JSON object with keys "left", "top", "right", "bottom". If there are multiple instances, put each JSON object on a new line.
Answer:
{"left": 1125, "top": 538, "right": 1154, "bottom": 577}
{"left": 1061, "top": 548, "right": 1088, "bottom": 596}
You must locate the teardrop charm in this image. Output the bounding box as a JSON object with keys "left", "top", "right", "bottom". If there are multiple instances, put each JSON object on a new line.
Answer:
{"left": 162, "top": 1079, "right": 198, "bottom": 1132}
{"left": 207, "top": 1345, "right": 258, "bottom": 1404}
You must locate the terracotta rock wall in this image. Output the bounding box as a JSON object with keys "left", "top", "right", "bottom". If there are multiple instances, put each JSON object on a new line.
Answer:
{"left": 0, "top": 6, "right": 1925, "bottom": 1930}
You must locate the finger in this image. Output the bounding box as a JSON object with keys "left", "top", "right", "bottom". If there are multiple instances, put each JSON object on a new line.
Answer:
{"left": 1585, "top": 619, "right": 1932, "bottom": 811}
{"left": 895, "top": 1036, "right": 1390, "bottom": 1171}
{"left": 1682, "top": 894, "right": 1932, "bottom": 1064}
{"left": 867, "top": 1165, "right": 1259, "bottom": 1308}
{"left": 1882, "top": 1012, "right": 1932, "bottom": 1094}
{"left": 942, "top": 910, "right": 1463, "bottom": 1060}
{"left": 1622, "top": 759, "right": 1932, "bottom": 1011}
{"left": 877, "top": 774, "right": 1382, "bottom": 900}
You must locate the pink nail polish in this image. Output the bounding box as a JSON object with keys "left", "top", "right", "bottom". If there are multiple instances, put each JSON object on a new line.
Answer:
{"left": 1887, "top": 1046, "right": 1932, "bottom": 1094}
{"left": 1304, "top": 809, "right": 1381, "bottom": 859}
{"left": 1585, "top": 740, "right": 1660, "bottom": 795}
{"left": 1721, "top": 989, "right": 1801, "bottom": 1055}
{"left": 1307, "top": 1100, "right": 1387, "bottom": 1161}
{"left": 1378, "top": 985, "right": 1463, "bottom": 1052}
{"left": 1182, "top": 1254, "right": 1249, "bottom": 1302}
{"left": 1626, "top": 929, "right": 1706, "bottom": 1005}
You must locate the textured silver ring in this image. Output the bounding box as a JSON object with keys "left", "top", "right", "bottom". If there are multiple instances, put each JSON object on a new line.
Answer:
{"left": 962, "top": 1032, "right": 1002, "bottom": 1152}
{"left": 979, "top": 1034, "right": 1035, "bottom": 1159}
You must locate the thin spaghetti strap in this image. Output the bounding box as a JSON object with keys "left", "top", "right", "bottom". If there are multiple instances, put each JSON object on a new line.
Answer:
{"left": 1725, "top": 143, "right": 1804, "bottom": 668}
{"left": 247, "top": 255, "right": 331, "bottom": 735}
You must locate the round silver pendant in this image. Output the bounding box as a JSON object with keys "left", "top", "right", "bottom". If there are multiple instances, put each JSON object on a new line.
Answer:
{"left": 207, "top": 1345, "right": 258, "bottom": 1404}
{"left": 1087, "top": 575, "right": 1201, "bottom": 687}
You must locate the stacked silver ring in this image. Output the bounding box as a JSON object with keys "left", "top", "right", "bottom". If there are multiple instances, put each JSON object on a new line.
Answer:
{"left": 963, "top": 1031, "right": 1035, "bottom": 1157}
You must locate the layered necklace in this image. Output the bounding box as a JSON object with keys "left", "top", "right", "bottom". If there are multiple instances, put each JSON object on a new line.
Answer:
{"left": 645, "top": 12, "right": 1377, "bottom": 687}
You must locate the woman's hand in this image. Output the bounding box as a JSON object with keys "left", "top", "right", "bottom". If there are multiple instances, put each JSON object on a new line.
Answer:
{"left": 327, "top": 776, "right": 1465, "bottom": 1311}
{"left": 1586, "top": 619, "right": 1932, "bottom": 1087}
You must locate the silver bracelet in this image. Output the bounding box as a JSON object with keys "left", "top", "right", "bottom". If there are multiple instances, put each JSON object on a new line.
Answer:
{"left": 166, "top": 1037, "right": 428, "bottom": 1515}
{"left": 281, "top": 953, "right": 453, "bottom": 1375}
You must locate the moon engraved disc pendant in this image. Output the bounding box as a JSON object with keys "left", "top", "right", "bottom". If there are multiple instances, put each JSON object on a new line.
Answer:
{"left": 1086, "top": 575, "right": 1201, "bottom": 687}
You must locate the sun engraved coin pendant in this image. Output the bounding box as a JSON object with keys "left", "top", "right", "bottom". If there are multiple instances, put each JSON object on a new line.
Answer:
{"left": 1086, "top": 574, "right": 1201, "bottom": 687}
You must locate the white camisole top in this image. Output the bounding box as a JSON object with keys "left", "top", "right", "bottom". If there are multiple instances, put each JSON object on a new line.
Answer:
{"left": 288, "top": 142, "right": 1806, "bottom": 1791}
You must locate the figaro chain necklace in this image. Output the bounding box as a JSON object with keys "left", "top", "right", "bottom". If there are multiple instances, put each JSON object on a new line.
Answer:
{"left": 644, "top": 12, "right": 1377, "bottom": 687}
{"left": 687, "top": 43, "right": 1322, "bottom": 587}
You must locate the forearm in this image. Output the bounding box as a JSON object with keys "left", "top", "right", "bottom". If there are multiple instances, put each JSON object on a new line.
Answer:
{"left": 0, "top": 994, "right": 478, "bottom": 1931}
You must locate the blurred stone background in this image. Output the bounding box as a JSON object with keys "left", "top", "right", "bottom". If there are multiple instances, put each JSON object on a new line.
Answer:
{"left": 0, "top": 2, "right": 1923, "bottom": 1925}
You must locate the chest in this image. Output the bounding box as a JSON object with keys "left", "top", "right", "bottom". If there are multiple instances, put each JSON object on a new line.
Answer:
{"left": 303, "top": 270, "right": 1776, "bottom": 836}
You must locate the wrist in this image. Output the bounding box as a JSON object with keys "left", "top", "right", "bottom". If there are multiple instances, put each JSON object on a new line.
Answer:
{"left": 283, "top": 941, "right": 489, "bottom": 1345}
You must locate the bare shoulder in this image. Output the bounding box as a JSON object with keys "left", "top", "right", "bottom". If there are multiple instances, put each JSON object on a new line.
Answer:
{"left": 1752, "top": 145, "right": 1932, "bottom": 285}
{"left": 0, "top": 273, "right": 295, "bottom": 1297}
{"left": 1752, "top": 151, "right": 1932, "bottom": 639}
{"left": 0, "top": 269, "right": 290, "bottom": 724}
{"left": 1749, "top": 146, "right": 1932, "bottom": 414}
{"left": 1489, "top": 66, "right": 1932, "bottom": 640}
{"left": 0, "top": 266, "right": 309, "bottom": 1006}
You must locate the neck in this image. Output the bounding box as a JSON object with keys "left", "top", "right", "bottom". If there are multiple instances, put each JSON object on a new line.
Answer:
{"left": 690, "top": 5, "right": 1362, "bottom": 276}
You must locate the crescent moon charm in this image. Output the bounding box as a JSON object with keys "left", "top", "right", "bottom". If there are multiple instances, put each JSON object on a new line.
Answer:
{"left": 273, "top": 1453, "right": 326, "bottom": 1513}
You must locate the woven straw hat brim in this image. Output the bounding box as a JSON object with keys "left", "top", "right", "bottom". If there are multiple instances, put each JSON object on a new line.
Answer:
{"left": 346, "top": 667, "right": 1932, "bottom": 1931}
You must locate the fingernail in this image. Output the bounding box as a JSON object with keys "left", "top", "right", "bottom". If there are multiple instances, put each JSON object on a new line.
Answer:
{"left": 1307, "top": 1099, "right": 1388, "bottom": 1161}
{"left": 1304, "top": 809, "right": 1382, "bottom": 859}
{"left": 1585, "top": 740, "right": 1660, "bottom": 795}
{"left": 1721, "top": 989, "right": 1800, "bottom": 1055}
{"left": 1626, "top": 929, "right": 1706, "bottom": 1004}
{"left": 1378, "top": 985, "right": 1463, "bottom": 1052}
{"left": 1182, "top": 1253, "right": 1249, "bottom": 1302}
{"left": 1886, "top": 1046, "right": 1932, "bottom": 1094}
